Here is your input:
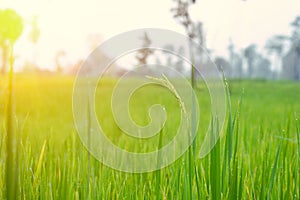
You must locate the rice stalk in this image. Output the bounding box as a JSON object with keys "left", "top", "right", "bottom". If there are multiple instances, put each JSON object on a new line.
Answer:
{"left": 5, "top": 44, "right": 17, "bottom": 200}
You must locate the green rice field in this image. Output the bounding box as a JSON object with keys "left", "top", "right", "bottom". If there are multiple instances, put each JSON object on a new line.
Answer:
{"left": 0, "top": 74, "right": 299, "bottom": 199}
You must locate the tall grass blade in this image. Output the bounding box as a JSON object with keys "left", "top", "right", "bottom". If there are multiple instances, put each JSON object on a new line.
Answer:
{"left": 33, "top": 140, "right": 47, "bottom": 185}
{"left": 86, "top": 84, "right": 92, "bottom": 200}
{"left": 210, "top": 118, "right": 221, "bottom": 200}
{"left": 5, "top": 44, "right": 16, "bottom": 200}
{"left": 268, "top": 143, "right": 281, "bottom": 199}
{"left": 238, "top": 161, "right": 244, "bottom": 199}
{"left": 155, "top": 123, "right": 163, "bottom": 200}
{"left": 294, "top": 113, "right": 299, "bottom": 199}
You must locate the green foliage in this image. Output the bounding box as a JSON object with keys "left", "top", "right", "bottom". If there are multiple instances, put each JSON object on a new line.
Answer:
{"left": 0, "top": 9, "right": 23, "bottom": 44}
{"left": 0, "top": 9, "right": 23, "bottom": 200}
{"left": 0, "top": 75, "right": 299, "bottom": 199}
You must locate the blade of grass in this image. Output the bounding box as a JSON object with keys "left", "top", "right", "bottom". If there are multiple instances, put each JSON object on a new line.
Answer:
{"left": 33, "top": 140, "right": 47, "bottom": 186}
{"left": 5, "top": 43, "right": 16, "bottom": 200}
{"left": 210, "top": 118, "right": 221, "bottom": 200}
{"left": 221, "top": 79, "right": 236, "bottom": 194}
{"left": 294, "top": 113, "right": 299, "bottom": 199}
{"left": 238, "top": 160, "right": 244, "bottom": 199}
{"left": 194, "top": 162, "right": 201, "bottom": 200}
{"left": 86, "top": 83, "right": 92, "bottom": 200}
{"left": 155, "top": 123, "right": 163, "bottom": 200}
{"left": 268, "top": 143, "right": 282, "bottom": 199}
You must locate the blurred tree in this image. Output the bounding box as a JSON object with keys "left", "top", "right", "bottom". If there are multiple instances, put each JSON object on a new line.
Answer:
{"left": 214, "top": 56, "right": 232, "bottom": 78}
{"left": 28, "top": 16, "right": 40, "bottom": 69}
{"left": 195, "top": 22, "right": 205, "bottom": 50}
{"left": 0, "top": 9, "right": 23, "bottom": 43}
{"left": 55, "top": 50, "right": 66, "bottom": 73}
{"left": 228, "top": 40, "right": 243, "bottom": 78}
{"left": 282, "top": 15, "right": 300, "bottom": 80}
{"left": 282, "top": 47, "right": 300, "bottom": 80}
{"left": 244, "top": 44, "right": 257, "bottom": 78}
{"left": 291, "top": 15, "right": 300, "bottom": 40}
{"left": 254, "top": 55, "right": 271, "bottom": 79}
{"left": 172, "top": 0, "right": 197, "bottom": 86}
{"left": 265, "top": 35, "right": 288, "bottom": 78}
{"left": 0, "top": 8, "right": 23, "bottom": 200}
{"left": 158, "top": 44, "right": 186, "bottom": 75}
{"left": 171, "top": 1, "right": 200, "bottom": 176}
{"left": 135, "top": 32, "right": 154, "bottom": 66}
{"left": 175, "top": 46, "right": 185, "bottom": 73}
{"left": 244, "top": 46, "right": 271, "bottom": 79}
{"left": 265, "top": 35, "right": 286, "bottom": 57}
{"left": 194, "top": 22, "right": 208, "bottom": 65}
{"left": 0, "top": 9, "right": 23, "bottom": 74}
{"left": 29, "top": 16, "right": 40, "bottom": 45}
{"left": 163, "top": 44, "right": 175, "bottom": 67}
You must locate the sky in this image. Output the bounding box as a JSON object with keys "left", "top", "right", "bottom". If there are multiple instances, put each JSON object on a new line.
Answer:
{"left": 1, "top": 0, "right": 300, "bottom": 70}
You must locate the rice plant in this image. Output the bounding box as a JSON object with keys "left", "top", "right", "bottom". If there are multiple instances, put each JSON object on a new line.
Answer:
{"left": 0, "top": 75, "right": 299, "bottom": 199}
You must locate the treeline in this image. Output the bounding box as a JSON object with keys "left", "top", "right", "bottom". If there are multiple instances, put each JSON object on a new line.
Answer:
{"left": 155, "top": 16, "right": 300, "bottom": 81}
